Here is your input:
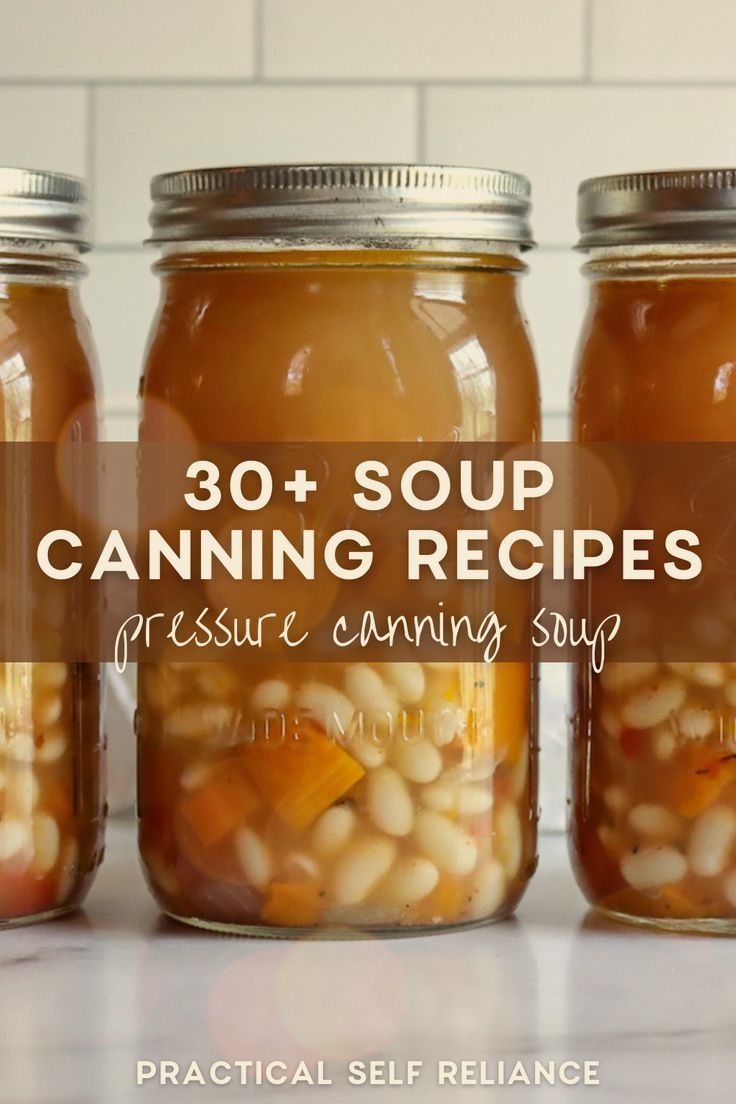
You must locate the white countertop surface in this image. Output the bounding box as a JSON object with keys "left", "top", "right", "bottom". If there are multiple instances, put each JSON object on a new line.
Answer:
{"left": 1, "top": 820, "right": 734, "bottom": 1104}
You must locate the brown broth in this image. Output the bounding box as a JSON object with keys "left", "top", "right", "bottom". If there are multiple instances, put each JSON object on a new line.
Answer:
{"left": 0, "top": 275, "right": 104, "bottom": 926}
{"left": 138, "top": 251, "right": 541, "bottom": 934}
{"left": 572, "top": 265, "right": 736, "bottom": 928}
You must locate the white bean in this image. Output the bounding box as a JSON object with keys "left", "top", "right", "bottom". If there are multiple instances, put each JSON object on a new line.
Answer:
{"left": 9, "top": 769, "right": 40, "bottom": 812}
{"left": 31, "top": 813, "right": 60, "bottom": 876}
{"left": 0, "top": 816, "right": 29, "bottom": 861}
{"left": 381, "top": 663, "right": 426, "bottom": 704}
{"left": 598, "top": 825, "right": 624, "bottom": 854}
{"left": 7, "top": 733, "right": 35, "bottom": 763}
{"left": 35, "top": 729, "right": 67, "bottom": 765}
{"left": 620, "top": 677, "right": 686, "bottom": 730}
{"left": 676, "top": 704, "right": 716, "bottom": 741}
{"left": 692, "top": 662, "right": 727, "bottom": 687}
{"left": 603, "top": 786, "right": 629, "bottom": 814}
{"left": 391, "top": 738, "right": 442, "bottom": 784}
{"left": 282, "top": 852, "right": 321, "bottom": 881}
{"left": 421, "top": 781, "right": 493, "bottom": 817}
{"left": 468, "top": 860, "right": 507, "bottom": 920}
{"left": 344, "top": 665, "right": 399, "bottom": 717}
{"left": 620, "top": 845, "right": 687, "bottom": 890}
{"left": 32, "top": 663, "right": 68, "bottom": 691}
{"left": 495, "top": 802, "right": 523, "bottom": 880}
{"left": 688, "top": 806, "right": 736, "bottom": 878}
{"left": 413, "top": 810, "right": 477, "bottom": 876}
{"left": 652, "top": 726, "right": 677, "bottom": 761}
{"left": 251, "top": 678, "right": 291, "bottom": 713}
{"left": 235, "top": 827, "right": 272, "bottom": 889}
{"left": 349, "top": 737, "right": 388, "bottom": 770}
{"left": 366, "top": 767, "right": 414, "bottom": 837}
{"left": 628, "top": 804, "right": 681, "bottom": 841}
{"left": 310, "top": 804, "right": 357, "bottom": 857}
{"left": 180, "top": 762, "right": 213, "bottom": 792}
{"left": 420, "top": 781, "right": 456, "bottom": 814}
{"left": 330, "top": 837, "right": 397, "bottom": 905}
{"left": 33, "top": 695, "right": 63, "bottom": 729}
{"left": 164, "top": 703, "right": 235, "bottom": 739}
{"left": 295, "top": 682, "right": 354, "bottom": 736}
{"left": 457, "top": 785, "right": 494, "bottom": 817}
{"left": 444, "top": 755, "right": 496, "bottom": 784}
{"left": 668, "top": 662, "right": 726, "bottom": 688}
{"left": 377, "top": 856, "right": 439, "bottom": 907}
{"left": 599, "top": 661, "right": 659, "bottom": 695}
{"left": 423, "top": 700, "right": 462, "bottom": 747}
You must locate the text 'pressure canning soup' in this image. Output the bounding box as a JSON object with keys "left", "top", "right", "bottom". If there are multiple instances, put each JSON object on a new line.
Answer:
{"left": 138, "top": 164, "right": 540, "bottom": 934}
{"left": 0, "top": 169, "right": 104, "bottom": 926}
{"left": 572, "top": 170, "right": 736, "bottom": 932}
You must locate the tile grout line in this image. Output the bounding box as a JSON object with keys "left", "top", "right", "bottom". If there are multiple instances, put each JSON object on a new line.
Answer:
{"left": 8, "top": 76, "right": 736, "bottom": 89}
{"left": 85, "top": 83, "right": 97, "bottom": 228}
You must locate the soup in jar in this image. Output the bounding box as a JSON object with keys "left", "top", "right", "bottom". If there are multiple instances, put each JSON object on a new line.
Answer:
{"left": 138, "top": 164, "right": 540, "bottom": 935}
{"left": 0, "top": 168, "right": 104, "bottom": 926}
{"left": 571, "top": 169, "right": 736, "bottom": 931}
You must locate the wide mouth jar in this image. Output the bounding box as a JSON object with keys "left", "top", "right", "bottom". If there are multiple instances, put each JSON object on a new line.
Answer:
{"left": 0, "top": 166, "right": 90, "bottom": 280}
{"left": 571, "top": 167, "right": 736, "bottom": 933}
{"left": 0, "top": 168, "right": 103, "bottom": 928}
{"left": 148, "top": 162, "right": 534, "bottom": 254}
{"left": 138, "top": 163, "right": 540, "bottom": 938}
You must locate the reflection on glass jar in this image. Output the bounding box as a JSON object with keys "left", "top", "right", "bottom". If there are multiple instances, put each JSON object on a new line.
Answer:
{"left": 138, "top": 163, "right": 540, "bottom": 935}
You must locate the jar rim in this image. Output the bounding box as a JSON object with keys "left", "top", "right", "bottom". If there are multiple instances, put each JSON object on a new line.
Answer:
{"left": 0, "top": 167, "right": 90, "bottom": 251}
{"left": 578, "top": 169, "right": 736, "bottom": 250}
{"left": 147, "top": 163, "right": 535, "bottom": 252}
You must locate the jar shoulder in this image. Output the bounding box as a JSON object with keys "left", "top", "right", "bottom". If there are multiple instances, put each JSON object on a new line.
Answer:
{"left": 573, "top": 278, "right": 736, "bottom": 441}
{"left": 0, "top": 284, "right": 99, "bottom": 441}
{"left": 141, "top": 267, "right": 540, "bottom": 442}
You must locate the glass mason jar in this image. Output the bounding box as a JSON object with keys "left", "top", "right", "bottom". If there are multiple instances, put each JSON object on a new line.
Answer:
{"left": 571, "top": 170, "right": 736, "bottom": 932}
{"left": 0, "top": 169, "right": 104, "bottom": 926}
{"left": 138, "top": 163, "right": 540, "bottom": 935}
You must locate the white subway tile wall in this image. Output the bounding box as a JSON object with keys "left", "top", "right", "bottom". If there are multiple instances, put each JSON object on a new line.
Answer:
{"left": 591, "top": 0, "right": 736, "bottom": 82}
{"left": 2, "top": 0, "right": 733, "bottom": 825}
{"left": 263, "top": 0, "right": 586, "bottom": 80}
{"left": 0, "top": 0, "right": 256, "bottom": 80}
{"left": 0, "top": 87, "right": 88, "bottom": 176}
{"left": 93, "top": 85, "right": 418, "bottom": 244}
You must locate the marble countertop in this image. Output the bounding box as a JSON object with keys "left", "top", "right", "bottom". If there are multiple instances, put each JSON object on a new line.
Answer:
{"left": 1, "top": 820, "right": 733, "bottom": 1104}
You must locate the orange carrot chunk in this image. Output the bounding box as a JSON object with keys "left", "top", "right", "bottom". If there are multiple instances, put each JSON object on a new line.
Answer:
{"left": 493, "top": 662, "right": 530, "bottom": 764}
{"left": 261, "top": 882, "right": 321, "bottom": 927}
{"left": 675, "top": 748, "right": 736, "bottom": 819}
{"left": 241, "top": 719, "right": 365, "bottom": 830}
{"left": 178, "top": 759, "right": 261, "bottom": 849}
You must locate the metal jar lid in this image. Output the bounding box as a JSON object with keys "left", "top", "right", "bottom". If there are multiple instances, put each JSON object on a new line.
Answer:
{"left": 148, "top": 163, "right": 533, "bottom": 250}
{"left": 0, "top": 167, "right": 90, "bottom": 250}
{"left": 578, "top": 169, "right": 736, "bottom": 250}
